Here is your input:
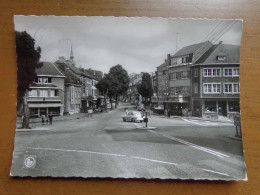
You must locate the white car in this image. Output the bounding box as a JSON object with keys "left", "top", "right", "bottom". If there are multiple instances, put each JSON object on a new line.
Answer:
{"left": 123, "top": 111, "right": 144, "bottom": 123}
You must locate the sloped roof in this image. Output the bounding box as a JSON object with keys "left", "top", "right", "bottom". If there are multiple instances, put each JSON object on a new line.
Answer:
{"left": 173, "top": 41, "right": 212, "bottom": 57}
{"left": 36, "top": 62, "right": 65, "bottom": 77}
{"left": 55, "top": 62, "right": 82, "bottom": 85}
{"left": 195, "top": 44, "right": 240, "bottom": 64}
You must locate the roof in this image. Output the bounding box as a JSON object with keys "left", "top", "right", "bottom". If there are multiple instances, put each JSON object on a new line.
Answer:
{"left": 55, "top": 62, "right": 82, "bottom": 85}
{"left": 195, "top": 44, "right": 240, "bottom": 64}
{"left": 36, "top": 62, "right": 65, "bottom": 77}
{"left": 172, "top": 41, "right": 212, "bottom": 57}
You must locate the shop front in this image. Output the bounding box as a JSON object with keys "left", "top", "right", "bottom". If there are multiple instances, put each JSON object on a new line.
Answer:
{"left": 200, "top": 99, "right": 240, "bottom": 119}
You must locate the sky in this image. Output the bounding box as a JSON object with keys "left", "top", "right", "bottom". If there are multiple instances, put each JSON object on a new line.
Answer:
{"left": 14, "top": 16, "right": 243, "bottom": 74}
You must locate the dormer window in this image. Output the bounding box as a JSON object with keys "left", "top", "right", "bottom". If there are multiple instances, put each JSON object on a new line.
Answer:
{"left": 217, "top": 56, "right": 226, "bottom": 61}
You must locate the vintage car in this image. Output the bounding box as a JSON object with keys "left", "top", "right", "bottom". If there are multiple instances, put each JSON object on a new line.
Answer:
{"left": 122, "top": 111, "right": 144, "bottom": 123}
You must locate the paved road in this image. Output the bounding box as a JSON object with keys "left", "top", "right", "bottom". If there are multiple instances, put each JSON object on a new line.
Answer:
{"left": 11, "top": 103, "right": 246, "bottom": 180}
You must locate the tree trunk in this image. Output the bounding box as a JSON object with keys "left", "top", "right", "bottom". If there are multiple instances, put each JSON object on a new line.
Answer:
{"left": 22, "top": 96, "right": 30, "bottom": 129}
{"left": 110, "top": 97, "right": 113, "bottom": 110}
{"left": 115, "top": 96, "right": 118, "bottom": 109}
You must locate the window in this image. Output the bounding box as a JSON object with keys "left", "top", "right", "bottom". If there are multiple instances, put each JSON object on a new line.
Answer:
{"left": 233, "top": 68, "right": 239, "bottom": 76}
{"left": 181, "top": 71, "right": 188, "bottom": 79}
{"left": 224, "top": 68, "right": 232, "bottom": 77}
{"left": 169, "top": 87, "right": 176, "bottom": 94}
{"left": 181, "top": 86, "right": 189, "bottom": 94}
{"left": 212, "top": 84, "right": 221, "bottom": 93}
{"left": 213, "top": 69, "right": 220, "bottom": 77}
{"left": 205, "top": 101, "right": 217, "bottom": 112}
{"left": 169, "top": 72, "right": 177, "bottom": 80}
{"left": 217, "top": 56, "right": 226, "bottom": 61}
{"left": 224, "top": 84, "right": 232, "bottom": 93}
{"left": 39, "top": 90, "right": 48, "bottom": 97}
{"left": 37, "top": 77, "right": 51, "bottom": 83}
{"left": 29, "top": 89, "right": 37, "bottom": 97}
{"left": 203, "top": 83, "right": 221, "bottom": 94}
{"left": 55, "top": 90, "right": 59, "bottom": 96}
{"left": 163, "top": 70, "right": 166, "bottom": 75}
{"left": 203, "top": 84, "right": 212, "bottom": 93}
{"left": 233, "top": 83, "right": 240, "bottom": 93}
{"left": 203, "top": 68, "right": 220, "bottom": 77}
{"left": 194, "top": 69, "right": 198, "bottom": 77}
{"left": 194, "top": 83, "right": 198, "bottom": 94}
{"left": 50, "top": 90, "right": 55, "bottom": 97}
{"left": 182, "top": 57, "right": 186, "bottom": 63}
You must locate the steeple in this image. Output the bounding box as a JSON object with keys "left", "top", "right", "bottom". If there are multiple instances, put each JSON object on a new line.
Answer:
{"left": 70, "top": 44, "right": 74, "bottom": 63}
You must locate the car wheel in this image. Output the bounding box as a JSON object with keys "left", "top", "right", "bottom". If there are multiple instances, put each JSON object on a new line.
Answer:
{"left": 123, "top": 118, "right": 126, "bottom": 122}
{"left": 140, "top": 120, "right": 142, "bottom": 123}
{"left": 131, "top": 119, "right": 134, "bottom": 122}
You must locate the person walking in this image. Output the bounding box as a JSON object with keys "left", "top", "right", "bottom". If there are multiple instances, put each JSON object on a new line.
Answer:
{"left": 49, "top": 112, "right": 53, "bottom": 125}
{"left": 41, "top": 114, "right": 45, "bottom": 125}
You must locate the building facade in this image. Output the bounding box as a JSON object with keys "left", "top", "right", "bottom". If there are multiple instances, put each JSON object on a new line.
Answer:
{"left": 152, "top": 41, "right": 213, "bottom": 115}
{"left": 191, "top": 42, "right": 240, "bottom": 119}
{"left": 26, "top": 62, "right": 66, "bottom": 117}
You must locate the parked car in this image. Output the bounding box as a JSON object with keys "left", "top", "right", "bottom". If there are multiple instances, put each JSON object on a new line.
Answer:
{"left": 123, "top": 111, "right": 144, "bottom": 123}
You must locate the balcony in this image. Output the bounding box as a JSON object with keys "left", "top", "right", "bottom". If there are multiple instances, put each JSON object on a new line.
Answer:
{"left": 27, "top": 96, "right": 62, "bottom": 102}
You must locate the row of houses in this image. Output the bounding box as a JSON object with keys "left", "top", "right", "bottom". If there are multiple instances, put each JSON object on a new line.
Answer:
{"left": 22, "top": 52, "right": 103, "bottom": 117}
{"left": 152, "top": 41, "right": 240, "bottom": 119}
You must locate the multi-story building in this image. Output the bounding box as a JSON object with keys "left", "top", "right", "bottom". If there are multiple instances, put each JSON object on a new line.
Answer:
{"left": 55, "top": 59, "right": 82, "bottom": 114}
{"left": 152, "top": 41, "right": 213, "bottom": 114}
{"left": 190, "top": 42, "right": 240, "bottom": 119}
{"left": 26, "top": 62, "right": 66, "bottom": 117}
{"left": 55, "top": 52, "right": 102, "bottom": 113}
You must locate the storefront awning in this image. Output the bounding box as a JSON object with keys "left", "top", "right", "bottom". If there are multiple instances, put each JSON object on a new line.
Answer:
{"left": 29, "top": 103, "right": 63, "bottom": 108}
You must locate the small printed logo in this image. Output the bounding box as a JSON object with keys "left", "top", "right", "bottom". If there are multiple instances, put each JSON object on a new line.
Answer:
{"left": 23, "top": 155, "right": 36, "bottom": 169}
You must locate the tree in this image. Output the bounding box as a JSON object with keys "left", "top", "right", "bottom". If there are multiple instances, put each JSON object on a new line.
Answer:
{"left": 107, "top": 65, "right": 130, "bottom": 108}
{"left": 16, "top": 31, "right": 42, "bottom": 128}
{"left": 95, "top": 74, "right": 110, "bottom": 110}
{"left": 96, "top": 65, "right": 129, "bottom": 109}
{"left": 137, "top": 72, "right": 153, "bottom": 105}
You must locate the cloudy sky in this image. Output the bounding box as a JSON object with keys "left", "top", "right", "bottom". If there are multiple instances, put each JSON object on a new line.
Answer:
{"left": 14, "top": 16, "right": 243, "bottom": 74}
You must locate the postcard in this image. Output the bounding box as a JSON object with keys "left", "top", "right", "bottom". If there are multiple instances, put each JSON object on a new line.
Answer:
{"left": 11, "top": 16, "right": 246, "bottom": 180}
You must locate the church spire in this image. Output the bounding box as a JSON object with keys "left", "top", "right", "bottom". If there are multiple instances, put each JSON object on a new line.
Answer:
{"left": 70, "top": 44, "right": 74, "bottom": 63}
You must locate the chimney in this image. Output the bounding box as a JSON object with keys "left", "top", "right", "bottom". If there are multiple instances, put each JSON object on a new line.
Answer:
{"left": 219, "top": 41, "right": 223, "bottom": 44}
{"left": 167, "top": 54, "right": 171, "bottom": 59}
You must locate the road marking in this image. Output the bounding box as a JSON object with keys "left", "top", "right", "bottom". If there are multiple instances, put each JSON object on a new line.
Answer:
{"left": 182, "top": 118, "right": 207, "bottom": 126}
{"left": 25, "top": 147, "right": 178, "bottom": 166}
{"left": 200, "top": 168, "right": 230, "bottom": 177}
{"left": 148, "top": 130, "right": 229, "bottom": 158}
{"left": 24, "top": 147, "right": 231, "bottom": 177}
{"left": 182, "top": 118, "right": 233, "bottom": 126}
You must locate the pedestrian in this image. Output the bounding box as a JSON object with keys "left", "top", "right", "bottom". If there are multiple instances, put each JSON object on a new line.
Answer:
{"left": 88, "top": 107, "right": 93, "bottom": 117}
{"left": 125, "top": 108, "right": 129, "bottom": 115}
{"left": 41, "top": 114, "right": 45, "bottom": 125}
{"left": 164, "top": 109, "right": 168, "bottom": 118}
{"left": 49, "top": 112, "right": 53, "bottom": 125}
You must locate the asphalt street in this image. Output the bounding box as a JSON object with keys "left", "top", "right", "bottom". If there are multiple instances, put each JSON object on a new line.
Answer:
{"left": 10, "top": 103, "right": 246, "bottom": 180}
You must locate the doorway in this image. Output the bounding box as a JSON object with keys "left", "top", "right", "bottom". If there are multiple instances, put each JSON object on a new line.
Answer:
{"left": 218, "top": 101, "right": 227, "bottom": 116}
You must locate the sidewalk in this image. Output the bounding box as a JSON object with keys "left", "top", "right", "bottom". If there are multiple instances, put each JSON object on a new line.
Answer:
{"left": 16, "top": 108, "right": 117, "bottom": 131}
{"left": 153, "top": 114, "right": 233, "bottom": 124}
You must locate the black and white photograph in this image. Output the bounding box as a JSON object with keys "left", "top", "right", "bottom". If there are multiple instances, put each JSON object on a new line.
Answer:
{"left": 11, "top": 16, "right": 246, "bottom": 180}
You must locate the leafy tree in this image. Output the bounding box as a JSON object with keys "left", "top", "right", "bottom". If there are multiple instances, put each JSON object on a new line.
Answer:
{"left": 107, "top": 65, "right": 130, "bottom": 108}
{"left": 96, "top": 65, "right": 129, "bottom": 109}
{"left": 16, "top": 31, "right": 42, "bottom": 128}
{"left": 137, "top": 72, "right": 153, "bottom": 105}
{"left": 96, "top": 74, "right": 110, "bottom": 110}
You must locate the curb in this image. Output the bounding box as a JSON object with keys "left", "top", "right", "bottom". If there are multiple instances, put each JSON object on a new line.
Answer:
{"left": 136, "top": 126, "right": 157, "bottom": 130}
{"left": 16, "top": 128, "right": 50, "bottom": 132}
